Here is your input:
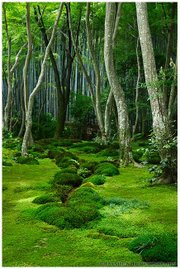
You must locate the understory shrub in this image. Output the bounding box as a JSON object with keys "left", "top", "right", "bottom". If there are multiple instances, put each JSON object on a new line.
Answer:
{"left": 32, "top": 194, "right": 59, "bottom": 204}
{"left": 15, "top": 156, "right": 39, "bottom": 165}
{"left": 2, "top": 159, "right": 13, "bottom": 166}
{"left": 83, "top": 175, "right": 106, "bottom": 185}
{"left": 129, "top": 233, "right": 177, "bottom": 263}
{"left": 145, "top": 149, "right": 161, "bottom": 164}
{"left": 95, "top": 162, "right": 119, "bottom": 176}
{"left": 52, "top": 172, "right": 82, "bottom": 187}
{"left": 132, "top": 149, "right": 144, "bottom": 163}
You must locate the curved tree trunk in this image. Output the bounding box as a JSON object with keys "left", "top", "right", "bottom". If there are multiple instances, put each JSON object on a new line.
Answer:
{"left": 22, "top": 3, "right": 64, "bottom": 156}
{"left": 104, "top": 3, "right": 131, "bottom": 164}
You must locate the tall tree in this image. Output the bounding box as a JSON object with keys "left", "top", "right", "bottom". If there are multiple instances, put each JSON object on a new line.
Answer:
{"left": 21, "top": 3, "right": 33, "bottom": 143}
{"left": 34, "top": 5, "right": 75, "bottom": 138}
{"left": 21, "top": 3, "right": 64, "bottom": 156}
{"left": 136, "top": 2, "right": 177, "bottom": 183}
{"left": 104, "top": 3, "right": 131, "bottom": 164}
{"left": 3, "top": 4, "right": 24, "bottom": 131}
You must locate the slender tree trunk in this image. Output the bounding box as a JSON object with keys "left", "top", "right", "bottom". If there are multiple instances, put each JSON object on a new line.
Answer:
{"left": 104, "top": 90, "right": 114, "bottom": 139}
{"left": 104, "top": 3, "right": 131, "bottom": 164}
{"left": 22, "top": 3, "right": 64, "bottom": 156}
{"left": 86, "top": 3, "right": 105, "bottom": 140}
{"left": 133, "top": 37, "right": 141, "bottom": 136}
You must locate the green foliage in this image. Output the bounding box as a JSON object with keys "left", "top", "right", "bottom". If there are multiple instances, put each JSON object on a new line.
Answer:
{"left": 15, "top": 156, "right": 39, "bottom": 165}
{"left": 2, "top": 159, "right": 13, "bottom": 166}
{"left": 83, "top": 175, "right": 106, "bottom": 185}
{"left": 132, "top": 149, "right": 145, "bottom": 163}
{"left": 95, "top": 162, "right": 119, "bottom": 176}
{"left": 3, "top": 136, "right": 21, "bottom": 150}
{"left": 129, "top": 233, "right": 177, "bottom": 263}
{"left": 70, "top": 93, "right": 95, "bottom": 139}
{"left": 32, "top": 113, "right": 57, "bottom": 140}
{"left": 32, "top": 194, "right": 59, "bottom": 204}
{"left": 52, "top": 172, "right": 82, "bottom": 187}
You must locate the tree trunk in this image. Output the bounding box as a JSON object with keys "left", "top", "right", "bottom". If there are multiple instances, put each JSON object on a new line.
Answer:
{"left": 136, "top": 3, "right": 176, "bottom": 183}
{"left": 133, "top": 37, "right": 141, "bottom": 136}
{"left": 86, "top": 3, "right": 105, "bottom": 140}
{"left": 22, "top": 3, "right": 64, "bottom": 156}
{"left": 104, "top": 3, "right": 131, "bottom": 164}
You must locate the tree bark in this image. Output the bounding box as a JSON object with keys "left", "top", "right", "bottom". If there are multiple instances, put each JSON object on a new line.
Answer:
{"left": 22, "top": 3, "right": 64, "bottom": 156}
{"left": 133, "top": 37, "right": 141, "bottom": 136}
{"left": 104, "top": 3, "right": 131, "bottom": 164}
{"left": 136, "top": 3, "right": 176, "bottom": 183}
{"left": 86, "top": 3, "right": 105, "bottom": 140}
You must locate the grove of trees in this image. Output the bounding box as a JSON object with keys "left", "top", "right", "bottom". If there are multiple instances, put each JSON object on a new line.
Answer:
{"left": 2, "top": 2, "right": 177, "bottom": 183}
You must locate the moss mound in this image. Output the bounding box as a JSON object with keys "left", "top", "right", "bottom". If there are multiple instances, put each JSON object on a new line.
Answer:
{"left": 95, "top": 162, "right": 119, "bottom": 176}
{"left": 60, "top": 167, "right": 78, "bottom": 174}
{"left": 15, "top": 156, "right": 39, "bottom": 165}
{"left": 35, "top": 195, "right": 101, "bottom": 229}
{"left": 81, "top": 161, "right": 98, "bottom": 173}
{"left": 32, "top": 194, "right": 59, "bottom": 204}
{"left": 129, "top": 233, "right": 177, "bottom": 263}
{"left": 83, "top": 175, "right": 106, "bottom": 185}
{"left": 52, "top": 172, "right": 82, "bottom": 187}
{"left": 68, "top": 187, "right": 104, "bottom": 209}
{"left": 55, "top": 151, "right": 79, "bottom": 168}
{"left": 55, "top": 185, "right": 73, "bottom": 203}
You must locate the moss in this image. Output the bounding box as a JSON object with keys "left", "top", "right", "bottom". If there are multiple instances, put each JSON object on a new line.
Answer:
{"left": 81, "top": 182, "right": 96, "bottom": 188}
{"left": 60, "top": 167, "right": 77, "bottom": 174}
{"left": 68, "top": 187, "right": 104, "bottom": 209}
{"left": 32, "top": 194, "right": 59, "bottom": 204}
{"left": 95, "top": 162, "right": 119, "bottom": 176}
{"left": 129, "top": 233, "right": 177, "bottom": 263}
{"left": 81, "top": 161, "right": 98, "bottom": 172}
{"left": 35, "top": 203, "right": 67, "bottom": 228}
{"left": 55, "top": 185, "right": 73, "bottom": 203}
{"left": 52, "top": 172, "right": 82, "bottom": 187}
{"left": 15, "top": 156, "right": 39, "bottom": 165}
{"left": 83, "top": 175, "right": 106, "bottom": 185}
{"left": 97, "top": 148, "right": 119, "bottom": 157}
{"left": 55, "top": 151, "right": 79, "bottom": 168}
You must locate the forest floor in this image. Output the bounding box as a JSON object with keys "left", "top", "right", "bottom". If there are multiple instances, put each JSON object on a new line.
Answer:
{"left": 2, "top": 139, "right": 177, "bottom": 267}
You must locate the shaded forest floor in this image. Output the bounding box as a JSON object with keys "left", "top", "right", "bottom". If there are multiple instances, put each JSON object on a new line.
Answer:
{"left": 2, "top": 139, "right": 177, "bottom": 266}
